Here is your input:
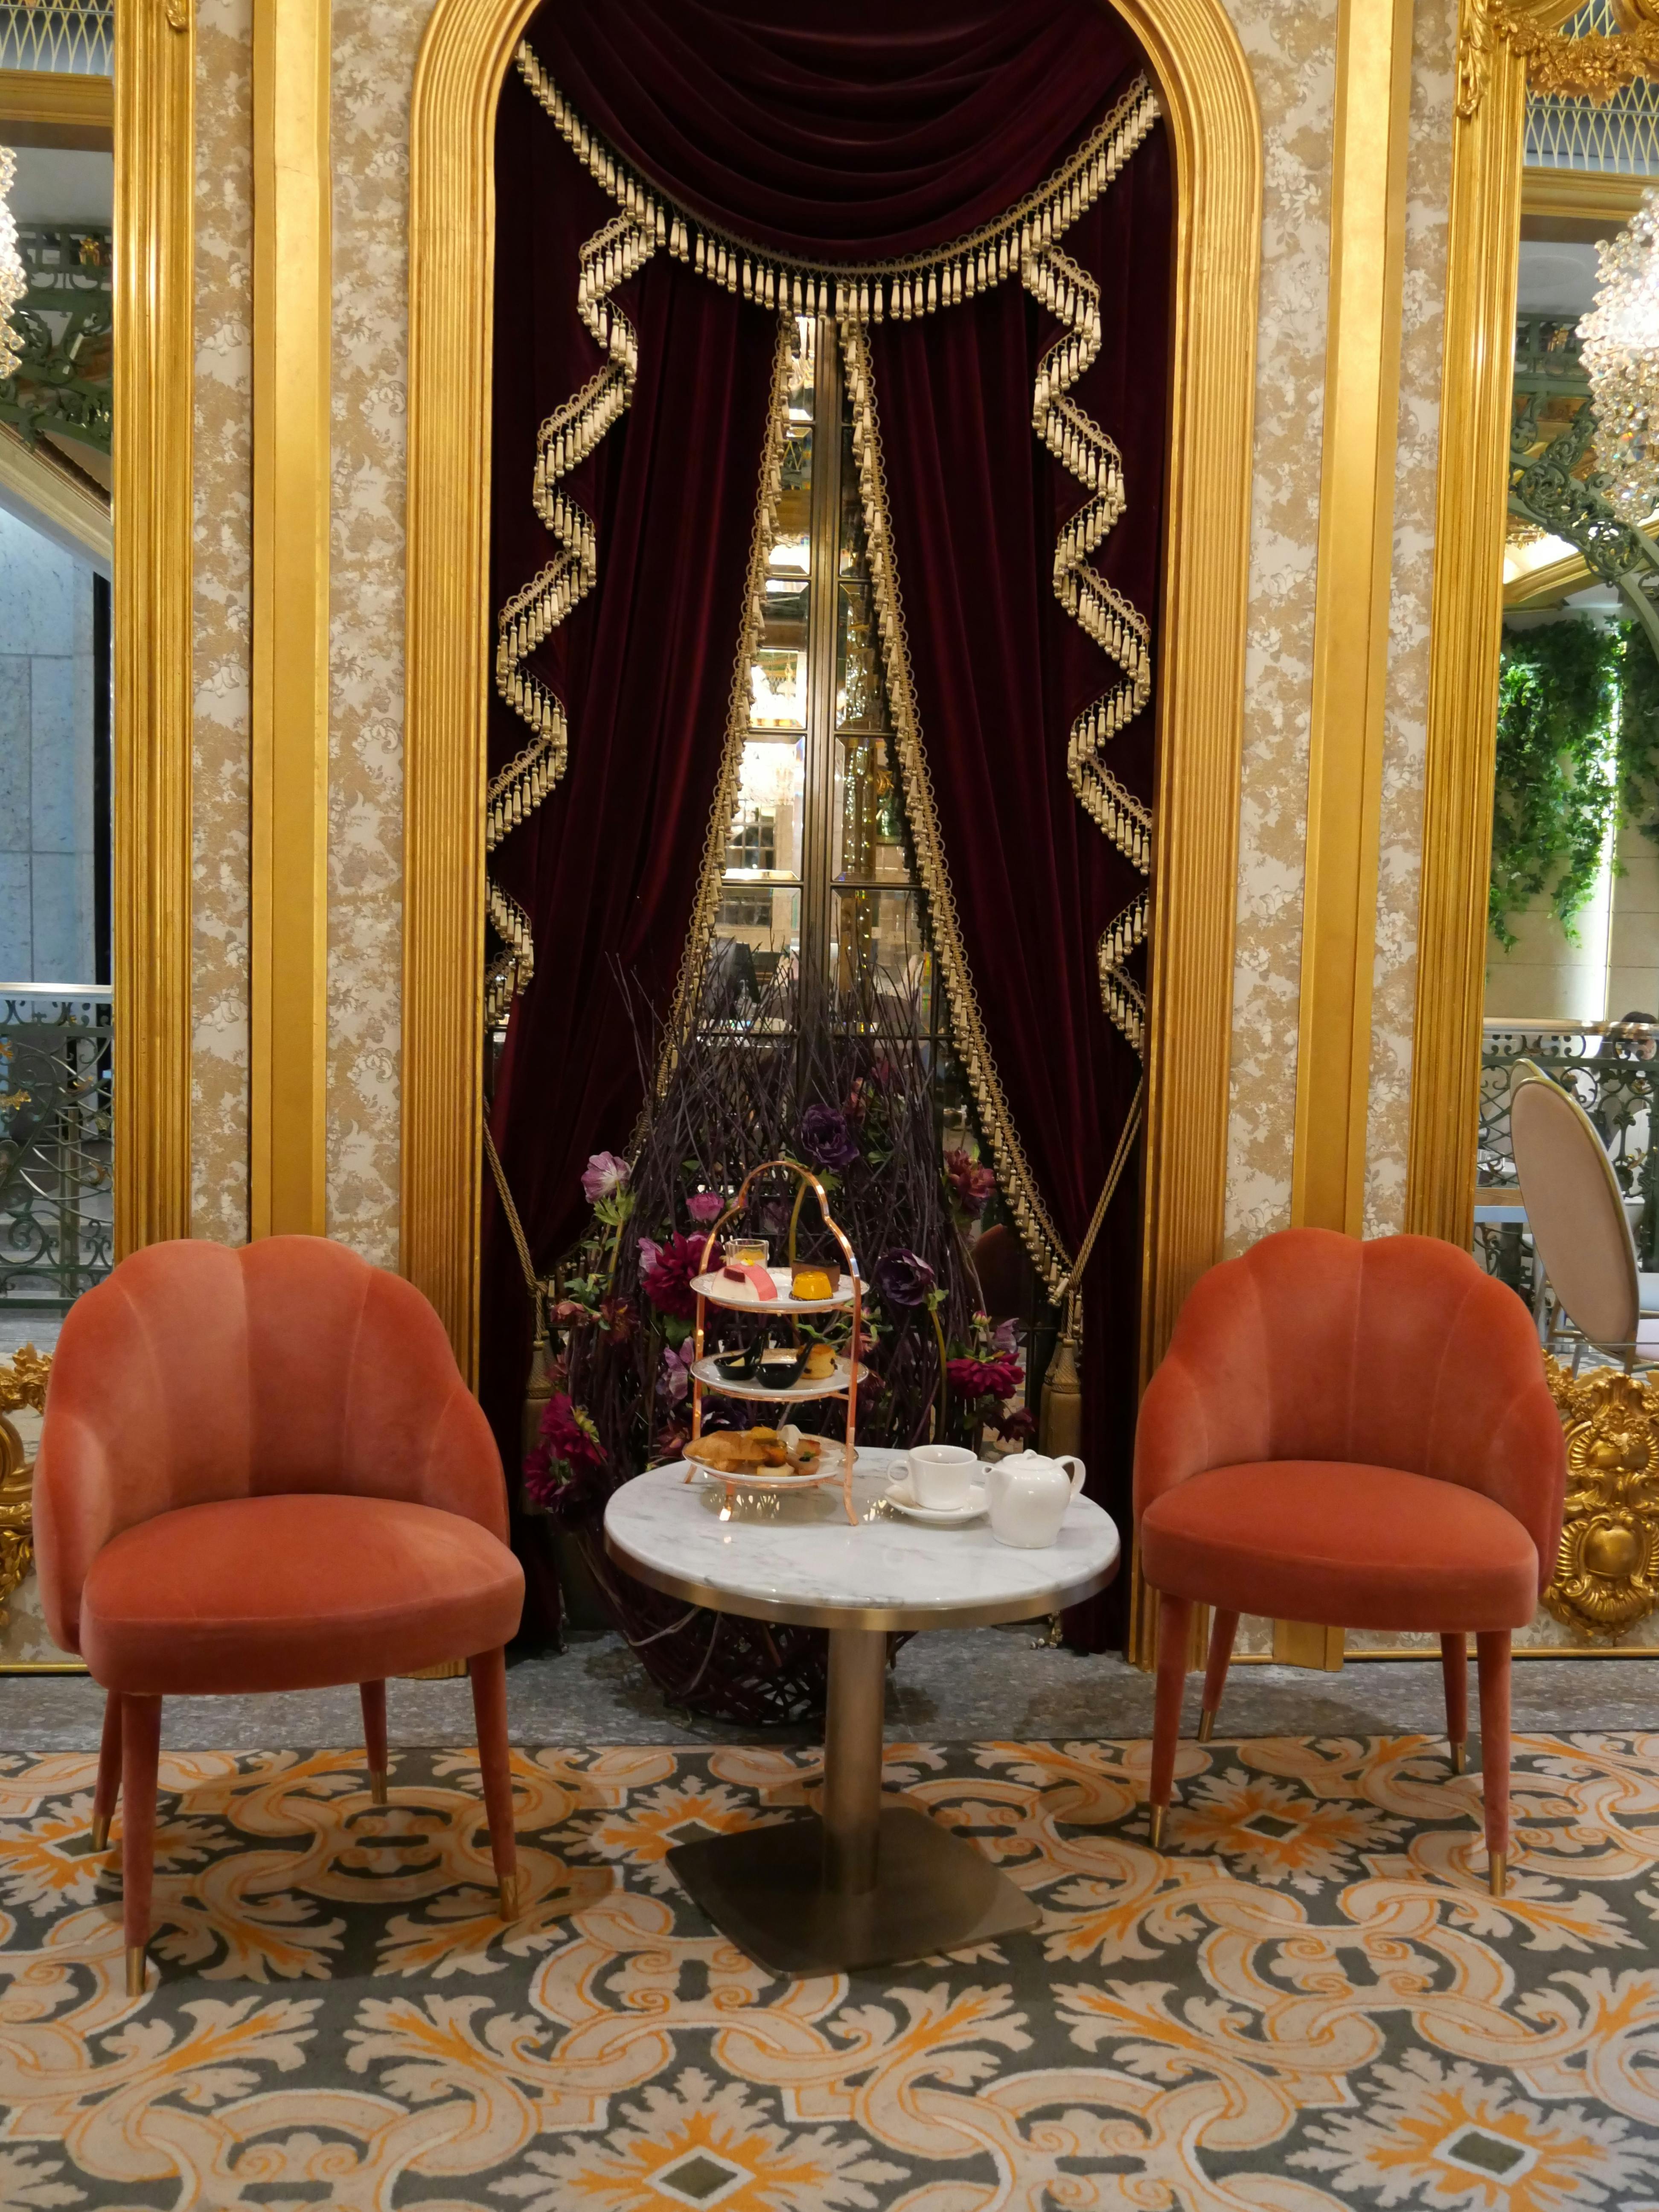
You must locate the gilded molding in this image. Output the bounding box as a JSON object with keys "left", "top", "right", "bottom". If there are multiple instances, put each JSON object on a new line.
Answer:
{"left": 249, "top": 0, "right": 332, "bottom": 1238}
{"left": 1292, "top": 0, "right": 1415, "bottom": 1236}
{"left": 1406, "top": 0, "right": 1575, "bottom": 1244}
{"left": 402, "top": 0, "right": 1260, "bottom": 1438}
{"left": 0, "top": 68, "right": 113, "bottom": 148}
{"left": 1543, "top": 1359, "right": 1659, "bottom": 1640}
{"left": 114, "top": 0, "right": 196, "bottom": 1256}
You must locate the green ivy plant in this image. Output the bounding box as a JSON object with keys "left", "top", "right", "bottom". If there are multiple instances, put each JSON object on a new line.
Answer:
{"left": 1491, "top": 619, "right": 1659, "bottom": 948}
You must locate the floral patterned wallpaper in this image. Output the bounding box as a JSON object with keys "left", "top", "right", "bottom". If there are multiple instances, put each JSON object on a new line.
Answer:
{"left": 189, "top": 0, "right": 254, "bottom": 1241}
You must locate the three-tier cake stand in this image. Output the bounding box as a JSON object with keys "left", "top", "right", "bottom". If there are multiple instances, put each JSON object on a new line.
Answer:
{"left": 685, "top": 1157, "right": 867, "bottom": 1523}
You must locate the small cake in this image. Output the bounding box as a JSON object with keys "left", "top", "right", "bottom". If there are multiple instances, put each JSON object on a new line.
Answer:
{"left": 791, "top": 1264, "right": 835, "bottom": 1301}
{"left": 803, "top": 1341, "right": 836, "bottom": 1380}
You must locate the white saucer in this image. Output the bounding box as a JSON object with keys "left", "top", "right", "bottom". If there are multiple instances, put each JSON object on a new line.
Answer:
{"left": 883, "top": 1477, "right": 988, "bottom": 1526}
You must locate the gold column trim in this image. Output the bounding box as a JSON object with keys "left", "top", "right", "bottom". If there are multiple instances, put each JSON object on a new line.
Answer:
{"left": 114, "top": 0, "right": 195, "bottom": 1257}
{"left": 1543, "top": 1358, "right": 1659, "bottom": 1640}
{"left": 401, "top": 0, "right": 1260, "bottom": 1459}
{"left": 1291, "top": 0, "right": 1415, "bottom": 1239}
{"left": 0, "top": 69, "right": 113, "bottom": 147}
{"left": 1405, "top": 0, "right": 1580, "bottom": 1246}
{"left": 1521, "top": 165, "right": 1648, "bottom": 232}
{"left": 249, "top": 0, "right": 332, "bottom": 1238}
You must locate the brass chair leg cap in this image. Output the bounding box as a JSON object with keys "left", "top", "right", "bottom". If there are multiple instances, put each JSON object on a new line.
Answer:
{"left": 1489, "top": 1851, "right": 1507, "bottom": 1898}
{"left": 1148, "top": 1805, "right": 1166, "bottom": 1851}
{"left": 369, "top": 1768, "right": 389, "bottom": 1807}
{"left": 499, "top": 1870, "right": 523, "bottom": 1920}
{"left": 1449, "top": 1740, "right": 1467, "bottom": 1775}
{"left": 1196, "top": 1709, "right": 1217, "bottom": 1745}
{"left": 125, "top": 1945, "right": 147, "bottom": 1998}
{"left": 90, "top": 1817, "right": 110, "bottom": 1852}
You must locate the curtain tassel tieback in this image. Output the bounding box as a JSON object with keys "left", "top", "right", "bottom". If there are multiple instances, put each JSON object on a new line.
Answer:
{"left": 1039, "top": 1077, "right": 1146, "bottom": 1457}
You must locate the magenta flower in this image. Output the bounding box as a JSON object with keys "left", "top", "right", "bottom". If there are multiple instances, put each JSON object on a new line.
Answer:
{"left": 582, "top": 1151, "right": 631, "bottom": 1205}
{"left": 642, "top": 1230, "right": 705, "bottom": 1319}
{"left": 687, "top": 1190, "right": 725, "bottom": 1225}
{"left": 946, "top": 1353, "right": 1023, "bottom": 1403}
{"left": 523, "top": 1391, "right": 607, "bottom": 1510}
{"left": 945, "top": 1148, "right": 996, "bottom": 1220}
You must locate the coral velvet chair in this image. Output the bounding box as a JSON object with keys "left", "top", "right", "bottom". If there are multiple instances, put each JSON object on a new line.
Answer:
{"left": 1134, "top": 1228, "right": 1565, "bottom": 1894}
{"left": 33, "top": 1237, "right": 526, "bottom": 1995}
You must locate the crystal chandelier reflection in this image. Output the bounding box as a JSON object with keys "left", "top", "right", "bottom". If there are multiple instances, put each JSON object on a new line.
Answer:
{"left": 1579, "top": 186, "right": 1659, "bottom": 524}
{"left": 0, "top": 148, "right": 24, "bottom": 382}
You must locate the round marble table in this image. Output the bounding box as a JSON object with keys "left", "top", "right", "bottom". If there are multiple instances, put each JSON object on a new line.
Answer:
{"left": 604, "top": 1447, "right": 1120, "bottom": 1975}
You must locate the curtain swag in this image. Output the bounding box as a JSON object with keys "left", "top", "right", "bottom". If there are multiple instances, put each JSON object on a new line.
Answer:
{"left": 493, "top": 47, "right": 1162, "bottom": 1093}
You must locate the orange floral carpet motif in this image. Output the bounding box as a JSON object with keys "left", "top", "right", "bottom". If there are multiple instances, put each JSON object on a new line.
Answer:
{"left": 1, "top": 1732, "right": 1658, "bottom": 2209}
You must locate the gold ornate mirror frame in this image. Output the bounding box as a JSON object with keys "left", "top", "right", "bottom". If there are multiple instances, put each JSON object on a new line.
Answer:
{"left": 1407, "top": 0, "right": 1617, "bottom": 1244}
{"left": 399, "top": 0, "right": 1263, "bottom": 1659}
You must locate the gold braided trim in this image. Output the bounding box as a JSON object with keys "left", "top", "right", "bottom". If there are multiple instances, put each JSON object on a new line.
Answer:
{"left": 652, "top": 311, "right": 796, "bottom": 1102}
{"left": 517, "top": 41, "right": 1159, "bottom": 323}
{"left": 489, "top": 208, "right": 658, "bottom": 1026}
{"left": 841, "top": 320, "right": 1072, "bottom": 1296}
{"left": 1023, "top": 228, "right": 1154, "bottom": 1057}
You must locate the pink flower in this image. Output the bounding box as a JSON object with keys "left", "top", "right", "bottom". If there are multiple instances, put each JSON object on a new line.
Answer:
{"left": 659, "top": 1338, "right": 697, "bottom": 1405}
{"left": 637, "top": 1235, "right": 662, "bottom": 1274}
{"left": 642, "top": 1230, "right": 704, "bottom": 1318}
{"left": 582, "top": 1151, "right": 630, "bottom": 1205}
{"left": 687, "top": 1190, "right": 725, "bottom": 1224}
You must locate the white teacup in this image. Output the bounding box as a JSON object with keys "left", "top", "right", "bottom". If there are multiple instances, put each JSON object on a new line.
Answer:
{"left": 893, "top": 1443, "right": 980, "bottom": 1509}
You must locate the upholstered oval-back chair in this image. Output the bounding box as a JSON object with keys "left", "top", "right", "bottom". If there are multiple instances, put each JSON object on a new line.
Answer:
{"left": 1134, "top": 1228, "right": 1565, "bottom": 1894}
{"left": 34, "top": 1237, "right": 526, "bottom": 1995}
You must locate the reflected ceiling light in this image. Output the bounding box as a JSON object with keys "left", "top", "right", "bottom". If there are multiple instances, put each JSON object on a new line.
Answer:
{"left": 1579, "top": 187, "right": 1659, "bottom": 524}
{"left": 0, "top": 149, "right": 24, "bottom": 383}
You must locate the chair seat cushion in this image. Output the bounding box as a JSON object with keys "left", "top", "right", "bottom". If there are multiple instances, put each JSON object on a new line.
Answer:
{"left": 1138, "top": 1461, "right": 1539, "bottom": 1633}
{"left": 80, "top": 1493, "right": 525, "bottom": 1694}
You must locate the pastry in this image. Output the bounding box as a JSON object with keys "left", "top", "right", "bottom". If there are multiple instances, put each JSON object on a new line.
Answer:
{"left": 803, "top": 1341, "right": 836, "bottom": 1380}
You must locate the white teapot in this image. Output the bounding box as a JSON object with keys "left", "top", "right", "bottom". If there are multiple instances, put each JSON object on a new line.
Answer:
{"left": 984, "top": 1449, "right": 1085, "bottom": 1548}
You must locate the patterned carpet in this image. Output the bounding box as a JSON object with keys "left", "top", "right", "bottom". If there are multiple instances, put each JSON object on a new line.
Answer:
{"left": 2, "top": 1734, "right": 1658, "bottom": 2209}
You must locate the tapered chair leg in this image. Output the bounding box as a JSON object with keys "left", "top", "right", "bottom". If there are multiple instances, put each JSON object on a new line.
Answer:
{"left": 1441, "top": 1632, "right": 1468, "bottom": 1773}
{"left": 120, "top": 1694, "right": 161, "bottom": 1997}
{"left": 1197, "top": 1610, "right": 1239, "bottom": 1744}
{"left": 1148, "top": 1593, "right": 1193, "bottom": 1849}
{"left": 1476, "top": 1630, "right": 1512, "bottom": 1895}
{"left": 91, "top": 1689, "right": 122, "bottom": 1850}
{"left": 360, "top": 1680, "right": 389, "bottom": 1805}
{"left": 468, "top": 1647, "right": 520, "bottom": 1917}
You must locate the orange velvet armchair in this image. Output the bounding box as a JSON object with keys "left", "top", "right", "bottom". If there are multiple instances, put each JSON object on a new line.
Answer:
{"left": 1134, "top": 1228, "right": 1565, "bottom": 1894}
{"left": 34, "top": 1236, "right": 526, "bottom": 1994}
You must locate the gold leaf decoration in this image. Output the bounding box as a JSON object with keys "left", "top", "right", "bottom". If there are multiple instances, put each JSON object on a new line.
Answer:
{"left": 1543, "top": 1355, "right": 1659, "bottom": 1639}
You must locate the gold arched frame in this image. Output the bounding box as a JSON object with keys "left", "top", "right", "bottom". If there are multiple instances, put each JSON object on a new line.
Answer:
{"left": 1406, "top": 0, "right": 1590, "bottom": 1242}
{"left": 1, "top": 19, "right": 195, "bottom": 1252}
{"left": 399, "top": 0, "right": 1263, "bottom": 1499}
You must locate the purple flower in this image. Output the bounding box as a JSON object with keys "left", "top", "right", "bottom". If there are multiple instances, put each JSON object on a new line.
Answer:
{"left": 687, "top": 1190, "right": 725, "bottom": 1225}
{"left": 800, "top": 1104, "right": 859, "bottom": 1171}
{"left": 637, "top": 1235, "right": 662, "bottom": 1274}
{"left": 582, "top": 1150, "right": 630, "bottom": 1205}
{"left": 659, "top": 1338, "right": 696, "bottom": 1406}
{"left": 874, "top": 1248, "right": 936, "bottom": 1308}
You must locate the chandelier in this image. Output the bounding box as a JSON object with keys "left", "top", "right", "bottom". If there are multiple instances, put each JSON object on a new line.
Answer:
{"left": 0, "top": 147, "right": 24, "bottom": 383}
{"left": 1579, "top": 186, "right": 1659, "bottom": 525}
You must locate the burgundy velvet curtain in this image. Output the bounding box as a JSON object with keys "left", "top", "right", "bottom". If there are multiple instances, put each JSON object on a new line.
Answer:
{"left": 487, "top": 0, "right": 1172, "bottom": 1646}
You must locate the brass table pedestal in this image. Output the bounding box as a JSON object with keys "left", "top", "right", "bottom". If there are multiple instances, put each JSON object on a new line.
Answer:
{"left": 668, "top": 1624, "right": 1037, "bottom": 1974}
{"left": 603, "top": 1453, "right": 1120, "bottom": 1977}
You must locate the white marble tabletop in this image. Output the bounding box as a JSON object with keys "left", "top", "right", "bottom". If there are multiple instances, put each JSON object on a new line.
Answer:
{"left": 603, "top": 1446, "right": 1121, "bottom": 1632}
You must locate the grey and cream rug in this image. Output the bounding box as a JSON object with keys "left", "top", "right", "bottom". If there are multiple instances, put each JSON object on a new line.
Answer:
{"left": 1, "top": 1732, "right": 1657, "bottom": 2208}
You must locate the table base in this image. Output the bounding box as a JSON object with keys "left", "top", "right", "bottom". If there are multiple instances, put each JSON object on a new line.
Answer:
{"left": 667, "top": 1805, "right": 1039, "bottom": 1975}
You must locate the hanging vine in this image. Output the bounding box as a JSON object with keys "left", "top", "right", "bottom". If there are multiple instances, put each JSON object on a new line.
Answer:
{"left": 1492, "top": 618, "right": 1659, "bottom": 948}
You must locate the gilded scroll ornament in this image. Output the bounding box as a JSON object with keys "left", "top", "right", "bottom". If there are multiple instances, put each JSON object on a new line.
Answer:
{"left": 0, "top": 1343, "right": 51, "bottom": 1621}
{"left": 1543, "top": 1355, "right": 1659, "bottom": 1638}
{"left": 1460, "top": 0, "right": 1659, "bottom": 119}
